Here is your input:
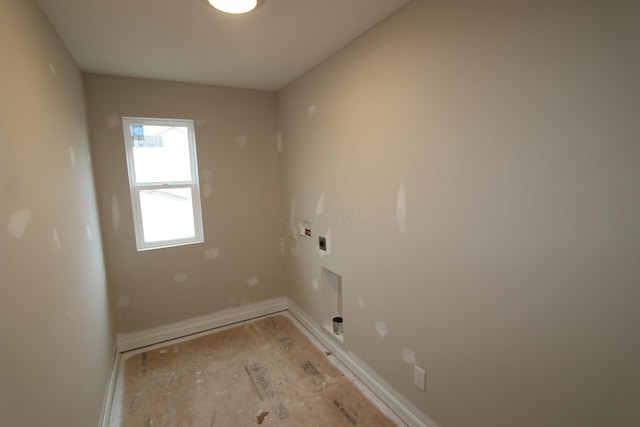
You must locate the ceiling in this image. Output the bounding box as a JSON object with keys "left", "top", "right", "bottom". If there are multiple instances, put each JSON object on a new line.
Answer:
{"left": 36, "top": 0, "right": 411, "bottom": 91}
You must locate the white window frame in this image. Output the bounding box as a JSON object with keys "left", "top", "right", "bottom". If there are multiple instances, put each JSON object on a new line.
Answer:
{"left": 122, "top": 117, "right": 204, "bottom": 251}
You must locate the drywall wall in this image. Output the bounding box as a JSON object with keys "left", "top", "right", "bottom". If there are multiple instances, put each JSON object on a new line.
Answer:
{"left": 277, "top": 0, "right": 640, "bottom": 426}
{"left": 0, "top": 1, "right": 115, "bottom": 426}
{"left": 84, "top": 75, "right": 284, "bottom": 333}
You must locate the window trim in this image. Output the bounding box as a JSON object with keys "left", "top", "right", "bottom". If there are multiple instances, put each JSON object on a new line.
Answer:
{"left": 122, "top": 117, "right": 204, "bottom": 251}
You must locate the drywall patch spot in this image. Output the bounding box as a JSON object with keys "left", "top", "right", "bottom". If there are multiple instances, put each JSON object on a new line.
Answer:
{"left": 51, "top": 227, "right": 62, "bottom": 252}
{"left": 357, "top": 296, "right": 366, "bottom": 310}
{"left": 116, "top": 296, "right": 130, "bottom": 308}
{"left": 105, "top": 113, "right": 120, "bottom": 128}
{"left": 111, "top": 195, "right": 120, "bottom": 235}
{"left": 312, "top": 277, "right": 319, "bottom": 291}
{"left": 204, "top": 247, "right": 220, "bottom": 261}
{"left": 246, "top": 276, "right": 260, "bottom": 287}
{"left": 235, "top": 135, "right": 247, "bottom": 149}
{"left": 195, "top": 118, "right": 207, "bottom": 126}
{"left": 401, "top": 347, "right": 417, "bottom": 365}
{"left": 86, "top": 225, "right": 93, "bottom": 240}
{"left": 308, "top": 105, "right": 317, "bottom": 117}
{"left": 173, "top": 273, "right": 188, "bottom": 283}
{"left": 375, "top": 321, "right": 388, "bottom": 338}
{"left": 290, "top": 245, "right": 301, "bottom": 257}
{"left": 396, "top": 181, "right": 407, "bottom": 234}
{"left": 7, "top": 209, "right": 31, "bottom": 239}
{"left": 201, "top": 169, "right": 213, "bottom": 199}
{"left": 276, "top": 131, "right": 283, "bottom": 153}
{"left": 49, "top": 64, "right": 57, "bottom": 75}
{"left": 315, "top": 192, "right": 325, "bottom": 216}
{"left": 68, "top": 146, "right": 76, "bottom": 168}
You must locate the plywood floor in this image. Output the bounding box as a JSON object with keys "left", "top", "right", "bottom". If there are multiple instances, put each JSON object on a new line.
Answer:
{"left": 108, "top": 313, "right": 404, "bottom": 426}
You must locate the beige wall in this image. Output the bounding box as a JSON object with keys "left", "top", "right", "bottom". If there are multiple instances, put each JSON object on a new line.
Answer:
{"left": 0, "top": 1, "right": 115, "bottom": 426}
{"left": 4, "top": 0, "right": 638, "bottom": 425}
{"left": 277, "top": 0, "right": 640, "bottom": 426}
{"left": 84, "top": 75, "right": 284, "bottom": 333}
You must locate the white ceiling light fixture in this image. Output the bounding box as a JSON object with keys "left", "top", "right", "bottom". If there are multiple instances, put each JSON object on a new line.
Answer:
{"left": 208, "top": 0, "right": 263, "bottom": 14}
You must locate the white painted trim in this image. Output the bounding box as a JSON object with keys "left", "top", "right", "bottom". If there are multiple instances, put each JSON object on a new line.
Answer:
{"left": 117, "top": 297, "right": 287, "bottom": 352}
{"left": 122, "top": 116, "right": 204, "bottom": 252}
{"left": 100, "top": 344, "right": 120, "bottom": 427}
{"left": 287, "top": 299, "right": 440, "bottom": 427}
{"left": 109, "top": 297, "right": 436, "bottom": 427}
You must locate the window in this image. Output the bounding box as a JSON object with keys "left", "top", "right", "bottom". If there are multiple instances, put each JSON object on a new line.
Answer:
{"left": 122, "top": 117, "right": 204, "bottom": 251}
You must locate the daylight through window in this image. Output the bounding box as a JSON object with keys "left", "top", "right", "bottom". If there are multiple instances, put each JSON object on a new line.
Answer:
{"left": 122, "top": 117, "right": 204, "bottom": 250}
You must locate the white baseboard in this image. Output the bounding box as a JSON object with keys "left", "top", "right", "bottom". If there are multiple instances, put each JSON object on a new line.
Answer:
{"left": 117, "top": 297, "right": 287, "bottom": 352}
{"left": 108, "top": 297, "right": 437, "bottom": 427}
{"left": 287, "top": 299, "right": 440, "bottom": 427}
{"left": 100, "top": 343, "right": 120, "bottom": 427}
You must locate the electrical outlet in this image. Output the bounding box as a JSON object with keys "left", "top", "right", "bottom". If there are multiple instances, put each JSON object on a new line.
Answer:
{"left": 319, "top": 236, "right": 327, "bottom": 251}
{"left": 414, "top": 365, "right": 426, "bottom": 392}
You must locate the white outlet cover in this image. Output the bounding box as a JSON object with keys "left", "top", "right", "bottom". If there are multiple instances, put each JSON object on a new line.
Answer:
{"left": 414, "top": 365, "right": 426, "bottom": 392}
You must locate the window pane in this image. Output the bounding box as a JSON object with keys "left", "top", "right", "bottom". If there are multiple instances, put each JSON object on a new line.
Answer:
{"left": 139, "top": 188, "right": 195, "bottom": 243}
{"left": 131, "top": 125, "right": 192, "bottom": 183}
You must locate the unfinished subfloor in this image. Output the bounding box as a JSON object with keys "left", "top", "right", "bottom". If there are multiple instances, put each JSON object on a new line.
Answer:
{"left": 108, "top": 313, "right": 405, "bottom": 426}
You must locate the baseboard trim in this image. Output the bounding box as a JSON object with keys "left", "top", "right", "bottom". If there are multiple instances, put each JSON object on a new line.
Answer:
{"left": 287, "top": 299, "right": 440, "bottom": 427}
{"left": 117, "top": 297, "right": 287, "bottom": 352}
{"left": 109, "top": 297, "right": 437, "bottom": 427}
{"left": 100, "top": 343, "right": 120, "bottom": 427}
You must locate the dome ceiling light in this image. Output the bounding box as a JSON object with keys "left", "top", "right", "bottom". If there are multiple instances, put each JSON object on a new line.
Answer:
{"left": 207, "top": 0, "right": 263, "bottom": 14}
